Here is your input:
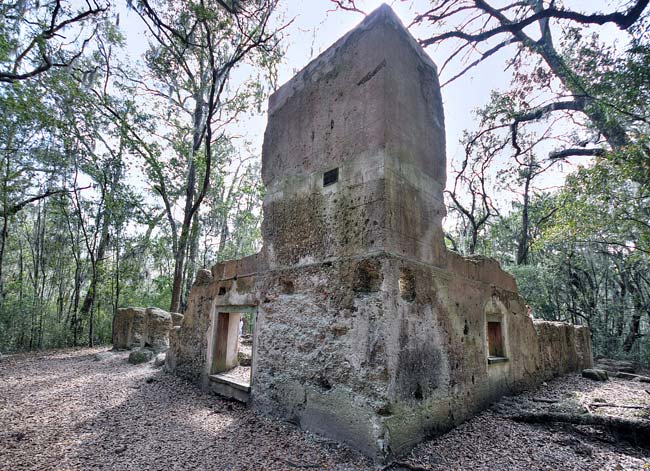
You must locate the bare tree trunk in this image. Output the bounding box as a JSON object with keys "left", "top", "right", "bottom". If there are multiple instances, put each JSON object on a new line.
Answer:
{"left": 79, "top": 219, "right": 109, "bottom": 348}
{"left": 217, "top": 219, "right": 229, "bottom": 256}
{"left": 0, "top": 150, "right": 11, "bottom": 306}
{"left": 516, "top": 171, "right": 532, "bottom": 265}
{"left": 170, "top": 223, "right": 191, "bottom": 313}
{"left": 72, "top": 267, "right": 81, "bottom": 347}
{"left": 16, "top": 236, "right": 24, "bottom": 349}
{"left": 469, "top": 223, "right": 478, "bottom": 255}
{"left": 112, "top": 227, "right": 120, "bottom": 344}
{"left": 623, "top": 275, "right": 644, "bottom": 353}
{"left": 0, "top": 212, "right": 8, "bottom": 306}
{"left": 170, "top": 92, "right": 204, "bottom": 313}
{"left": 28, "top": 201, "right": 44, "bottom": 350}
{"left": 182, "top": 211, "right": 200, "bottom": 311}
{"left": 68, "top": 197, "right": 82, "bottom": 347}
{"left": 37, "top": 204, "right": 47, "bottom": 349}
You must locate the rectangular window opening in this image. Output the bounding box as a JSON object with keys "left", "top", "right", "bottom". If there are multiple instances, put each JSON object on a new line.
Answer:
{"left": 323, "top": 167, "right": 339, "bottom": 186}
{"left": 487, "top": 321, "right": 506, "bottom": 360}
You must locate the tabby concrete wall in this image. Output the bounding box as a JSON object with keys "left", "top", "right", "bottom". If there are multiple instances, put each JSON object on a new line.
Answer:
{"left": 165, "top": 4, "right": 593, "bottom": 463}
{"left": 165, "top": 254, "right": 261, "bottom": 388}
{"left": 251, "top": 251, "right": 592, "bottom": 459}
{"left": 113, "top": 307, "right": 176, "bottom": 353}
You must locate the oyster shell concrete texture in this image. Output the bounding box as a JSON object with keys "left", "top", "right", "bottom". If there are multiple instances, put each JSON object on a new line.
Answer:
{"left": 113, "top": 307, "right": 176, "bottom": 353}
{"left": 165, "top": 4, "right": 593, "bottom": 461}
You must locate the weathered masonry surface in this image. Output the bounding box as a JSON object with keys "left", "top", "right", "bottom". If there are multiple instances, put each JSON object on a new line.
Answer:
{"left": 166, "top": 4, "right": 593, "bottom": 461}
{"left": 113, "top": 307, "right": 182, "bottom": 353}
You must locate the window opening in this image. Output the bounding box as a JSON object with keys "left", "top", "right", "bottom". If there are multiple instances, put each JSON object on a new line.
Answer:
{"left": 323, "top": 167, "right": 339, "bottom": 186}
{"left": 487, "top": 321, "right": 506, "bottom": 362}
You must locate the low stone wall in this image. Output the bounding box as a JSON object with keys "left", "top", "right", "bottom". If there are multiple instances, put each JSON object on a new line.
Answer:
{"left": 534, "top": 320, "right": 593, "bottom": 380}
{"left": 113, "top": 306, "right": 181, "bottom": 353}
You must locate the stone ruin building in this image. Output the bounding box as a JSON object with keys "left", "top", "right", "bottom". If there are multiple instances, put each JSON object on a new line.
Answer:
{"left": 165, "top": 5, "right": 593, "bottom": 461}
{"left": 112, "top": 307, "right": 183, "bottom": 362}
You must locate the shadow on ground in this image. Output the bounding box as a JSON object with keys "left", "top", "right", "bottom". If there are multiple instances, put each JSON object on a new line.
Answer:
{"left": 1, "top": 348, "right": 649, "bottom": 471}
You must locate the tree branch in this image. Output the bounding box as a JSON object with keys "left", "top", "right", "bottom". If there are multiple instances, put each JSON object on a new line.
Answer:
{"left": 549, "top": 147, "right": 606, "bottom": 160}
{"left": 418, "top": 0, "right": 649, "bottom": 47}
{"left": 510, "top": 98, "right": 587, "bottom": 154}
{"left": 441, "top": 37, "right": 519, "bottom": 87}
{"left": 0, "top": 2, "right": 107, "bottom": 83}
{"left": 0, "top": 186, "right": 90, "bottom": 218}
{"left": 328, "top": 0, "right": 366, "bottom": 16}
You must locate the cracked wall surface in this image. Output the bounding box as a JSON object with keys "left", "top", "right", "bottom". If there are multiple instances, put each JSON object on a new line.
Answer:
{"left": 166, "top": 4, "right": 593, "bottom": 462}
{"left": 113, "top": 307, "right": 180, "bottom": 353}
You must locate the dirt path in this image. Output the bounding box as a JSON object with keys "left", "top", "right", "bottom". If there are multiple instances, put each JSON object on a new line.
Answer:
{"left": 0, "top": 348, "right": 648, "bottom": 470}
{"left": 0, "top": 348, "right": 368, "bottom": 471}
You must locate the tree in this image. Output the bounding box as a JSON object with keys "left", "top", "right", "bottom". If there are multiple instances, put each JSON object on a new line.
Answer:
{"left": 123, "top": 0, "right": 283, "bottom": 313}
{"left": 0, "top": 1, "right": 109, "bottom": 83}
{"left": 0, "top": 0, "right": 281, "bottom": 352}
{"left": 445, "top": 128, "right": 502, "bottom": 255}
{"left": 411, "top": 0, "right": 649, "bottom": 155}
{"left": 0, "top": 1, "right": 140, "bottom": 350}
{"left": 551, "top": 157, "right": 650, "bottom": 353}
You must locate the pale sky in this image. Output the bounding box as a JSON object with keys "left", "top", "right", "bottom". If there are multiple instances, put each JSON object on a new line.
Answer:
{"left": 117, "top": 0, "right": 622, "bottom": 204}
{"left": 118, "top": 0, "right": 512, "bottom": 178}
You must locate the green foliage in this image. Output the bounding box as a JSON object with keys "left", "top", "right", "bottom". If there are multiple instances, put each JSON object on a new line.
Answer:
{"left": 548, "top": 157, "right": 649, "bottom": 255}
{"left": 468, "top": 162, "right": 650, "bottom": 366}
{"left": 504, "top": 264, "right": 557, "bottom": 320}
{"left": 0, "top": 0, "right": 280, "bottom": 352}
{"left": 439, "top": 0, "right": 650, "bottom": 365}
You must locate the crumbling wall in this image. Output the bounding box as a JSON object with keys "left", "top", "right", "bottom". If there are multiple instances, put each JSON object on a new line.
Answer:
{"left": 253, "top": 250, "right": 593, "bottom": 459}
{"left": 533, "top": 320, "right": 593, "bottom": 379}
{"left": 166, "top": 254, "right": 261, "bottom": 388}
{"left": 113, "top": 307, "right": 145, "bottom": 350}
{"left": 113, "top": 307, "right": 175, "bottom": 353}
{"left": 377, "top": 256, "right": 593, "bottom": 456}
{"left": 166, "top": 4, "right": 593, "bottom": 463}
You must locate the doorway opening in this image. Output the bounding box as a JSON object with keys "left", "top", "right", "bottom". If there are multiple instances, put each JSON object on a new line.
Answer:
{"left": 212, "top": 312, "right": 241, "bottom": 374}
{"left": 209, "top": 305, "right": 256, "bottom": 400}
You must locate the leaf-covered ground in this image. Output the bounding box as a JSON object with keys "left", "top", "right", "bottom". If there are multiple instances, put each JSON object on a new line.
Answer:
{"left": 0, "top": 348, "right": 648, "bottom": 470}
